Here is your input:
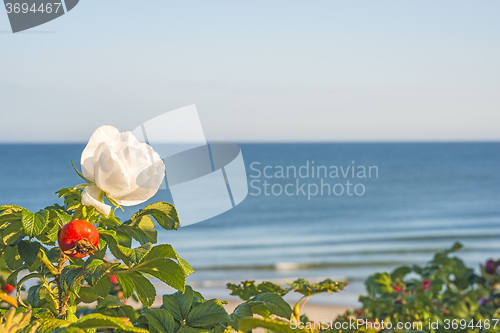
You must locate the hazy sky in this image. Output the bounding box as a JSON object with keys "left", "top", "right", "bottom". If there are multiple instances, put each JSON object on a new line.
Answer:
{"left": 1, "top": 1, "right": 499, "bottom": 142}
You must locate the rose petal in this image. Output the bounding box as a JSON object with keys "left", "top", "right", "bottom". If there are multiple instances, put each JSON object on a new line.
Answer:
{"left": 82, "top": 185, "right": 112, "bottom": 217}
{"left": 94, "top": 142, "right": 134, "bottom": 198}
{"left": 113, "top": 158, "right": 166, "bottom": 205}
{"left": 81, "top": 126, "right": 120, "bottom": 181}
{"left": 80, "top": 125, "right": 166, "bottom": 209}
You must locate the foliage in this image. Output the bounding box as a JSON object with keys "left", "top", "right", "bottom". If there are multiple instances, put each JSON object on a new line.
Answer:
{"left": 0, "top": 165, "right": 498, "bottom": 332}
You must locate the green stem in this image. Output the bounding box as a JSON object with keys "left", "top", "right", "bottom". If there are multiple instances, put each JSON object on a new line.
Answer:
{"left": 292, "top": 295, "right": 310, "bottom": 321}
{"left": 38, "top": 250, "right": 58, "bottom": 276}
{"left": 293, "top": 296, "right": 307, "bottom": 321}
{"left": 56, "top": 254, "right": 68, "bottom": 318}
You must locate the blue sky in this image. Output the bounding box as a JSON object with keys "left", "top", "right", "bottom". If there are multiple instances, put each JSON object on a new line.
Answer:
{"left": 0, "top": 1, "right": 499, "bottom": 142}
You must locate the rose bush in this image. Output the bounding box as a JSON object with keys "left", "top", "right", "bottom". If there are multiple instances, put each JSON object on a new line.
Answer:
{"left": 0, "top": 125, "right": 498, "bottom": 333}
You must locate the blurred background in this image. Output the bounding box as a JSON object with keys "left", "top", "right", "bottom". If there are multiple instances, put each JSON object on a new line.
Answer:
{"left": 1, "top": 1, "right": 499, "bottom": 305}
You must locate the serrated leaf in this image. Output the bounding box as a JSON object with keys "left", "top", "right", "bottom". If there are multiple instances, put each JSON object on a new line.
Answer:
{"left": 53, "top": 328, "right": 86, "bottom": 333}
{"left": 140, "top": 244, "right": 190, "bottom": 276}
{"left": 247, "top": 292, "right": 292, "bottom": 319}
{"left": 288, "top": 278, "right": 345, "bottom": 296}
{"left": 4, "top": 245, "right": 23, "bottom": 270}
{"left": 78, "top": 285, "right": 100, "bottom": 303}
{"left": 27, "top": 284, "right": 44, "bottom": 307}
{"left": 97, "top": 295, "right": 125, "bottom": 309}
{"left": 61, "top": 265, "right": 84, "bottom": 291}
{"left": 22, "top": 209, "right": 48, "bottom": 237}
{"left": 7, "top": 266, "right": 26, "bottom": 286}
{"left": 138, "top": 258, "right": 186, "bottom": 292}
{"left": 132, "top": 202, "right": 179, "bottom": 230}
{"left": 239, "top": 317, "right": 308, "bottom": 333}
{"left": 186, "top": 299, "right": 231, "bottom": 327}
{"left": 179, "top": 258, "right": 195, "bottom": 277}
{"left": 33, "top": 317, "right": 72, "bottom": 333}
{"left": 17, "top": 240, "right": 41, "bottom": 266}
{"left": 0, "top": 206, "right": 24, "bottom": 229}
{"left": 162, "top": 285, "right": 194, "bottom": 321}
{"left": 83, "top": 259, "right": 119, "bottom": 286}
{"left": 115, "top": 274, "right": 136, "bottom": 299}
{"left": 117, "top": 243, "right": 152, "bottom": 266}
{"left": 38, "top": 219, "right": 60, "bottom": 244}
{"left": 72, "top": 313, "right": 149, "bottom": 332}
{"left": 77, "top": 274, "right": 112, "bottom": 303}
{"left": 1, "top": 219, "right": 24, "bottom": 245}
{"left": 55, "top": 210, "right": 72, "bottom": 225}
{"left": 144, "top": 309, "right": 175, "bottom": 333}
{"left": 229, "top": 303, "right": 252, "bottom": 330}
{"left": 128, "top": 272, "right": 156, "bottom": 307}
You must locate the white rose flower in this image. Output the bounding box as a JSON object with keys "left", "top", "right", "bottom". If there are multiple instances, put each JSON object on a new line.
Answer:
{"left": 80, "top": 125, "right": 165, "bottom": 216}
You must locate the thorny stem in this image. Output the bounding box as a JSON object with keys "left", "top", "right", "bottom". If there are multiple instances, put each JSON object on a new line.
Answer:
{"left": 55, "top": 253, "right": 68, "bottom": 318}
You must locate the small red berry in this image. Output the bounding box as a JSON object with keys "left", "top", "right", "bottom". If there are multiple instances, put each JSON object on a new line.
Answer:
{"left": 485, "top": 259, "right": 498, "bottom": 275}
{"left": 58, "top": 220, "right": 99, "bottom": 258}
{"left": 2, "top": 284, "right": 15, "bottom": 294}
{"left": 393, "top": 286, "right": 402, "bottom": 293}
{"left": 110, "top": 275, "right": 119, "bottom": 284}
{"left": 423, "top": 280, "right": 431, "bottom": 290}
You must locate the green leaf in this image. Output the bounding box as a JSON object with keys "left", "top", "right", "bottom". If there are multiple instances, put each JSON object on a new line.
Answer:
{"left": 162, "top": 285, "right": 194, "bottom": 321}
{"left": 72, "top": 313, "right": 148, "bottom": 332}
{"left": 125, "top": 213, "right": 157, "bottom": 244}
{"left": 117, "top": 243, "right": 152, "bottom": 266}
{"left": 17, "top": 240, "right": 41, "bottom": 266}
{"left": 176, "top": 328, "right": 211, "bottom": 333}
{"left": 132, "top": 202, "right": 179, "bottom": 230}
{"left": 37, "top": 218, "right": 60, "bottom": 244}
{"left": 60, "top": 265, "right": 84, "bottom": 291}
{"left": 179, "top": 258, "right": 195, "bottom": 277}
{"left": 128, "top": 272, "right": 156, "bottom": 307}
{"left": 116, "top": 273, "right": 136, "bottom": 299}
{"left": 144, "top": 309, "right": 175, "bottom": 333}
{"left": 239, "top": 317, "right": 308, "bottom": 333}
{"left": 97, "top": 295, "right": 125, "bottom": 309}
{"left": 27, "top": 283, "right": 44, "bottom": 307}
{"left": 88, "top": 273, "right": 112, "bottom": 299}
{"left": 21, "top": 209, "right": 48, "bottom": 238}
{"left": 54, "top": 210, "right": 72, "bottom": 225}
{"left": 247, "top": 292, "right": 292, "bottom": 319}
{"left": 98, "top": 215, "right": 122, "bottom": 227}
{"left": 141, "top": 244, "right": 181, "bottom": 265}
{"left": 227, "top": 280, "right": 289, "bottom": 300}
{"left": 53, "top": 328, "right": 86, "bottom": 333}
{"left": 83, "top": 259, "right": 119, "bottom": 286}
{"left": 0, "top": 206, "right": 24, "bottom": 229}
{"left": 186, "top": 299, "right": 231, "bottom": 327}
{"left": 7, "top": 266, "right": 26, "bottom": 286}
{"left": 4, "top": 245, "right": 23, "bottom": 270}
{"left": 138, "top": 258, "right": 186, "bottom": 292}
{"left": 288, "top": 278, "right": 345, "bottom": 296}
{"left": 78, "top": 286, "right": 100, "bottom": 303}
{"left": 33, "top": 317, "right": 72, "bottom": 333}
{"left": 1, "top": 219, "right": 24, "bottom": 245}
{"left": 391, "top": 266, "right": 411, "bottom": 280}
{"left": 229, "top": 303, "right": 252, "bottom": 330}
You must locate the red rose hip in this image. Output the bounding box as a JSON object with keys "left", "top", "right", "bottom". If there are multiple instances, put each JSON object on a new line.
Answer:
{"left": 58, "top": 220, "right": 99, "bottom": 258}
{"left": 2, "top": 284, "right": 15, "bottom": 294}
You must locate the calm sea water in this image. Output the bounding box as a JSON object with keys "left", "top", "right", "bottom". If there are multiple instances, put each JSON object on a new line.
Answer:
{"left": 1, "top": 143, "right": 499, "bottom": 305}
